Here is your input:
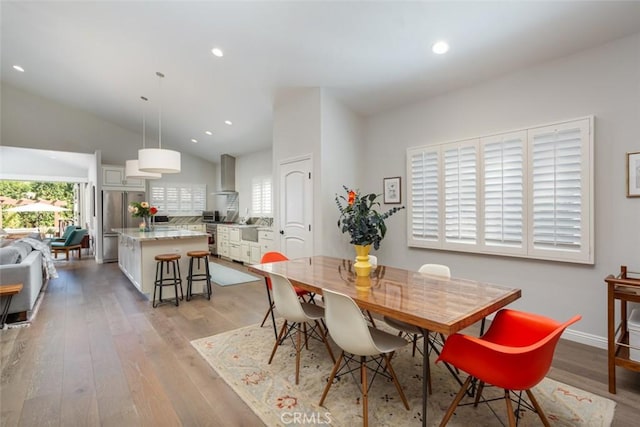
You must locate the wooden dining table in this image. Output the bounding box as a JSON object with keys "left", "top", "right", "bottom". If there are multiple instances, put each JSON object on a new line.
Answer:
{"left": 248, "top": 255, "right": 521, "bottom": 426}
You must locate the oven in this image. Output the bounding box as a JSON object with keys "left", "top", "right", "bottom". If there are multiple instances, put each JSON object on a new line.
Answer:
{"left": 205, "top": 223, "right": 218, "bottom": 256}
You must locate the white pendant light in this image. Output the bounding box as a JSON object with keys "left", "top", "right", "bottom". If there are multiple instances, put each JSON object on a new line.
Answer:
{"left": 126, "top": 96, "right": 162, "bottom": 180}
{"left": 138, "top": 72, "right": 181, "bottom": 174}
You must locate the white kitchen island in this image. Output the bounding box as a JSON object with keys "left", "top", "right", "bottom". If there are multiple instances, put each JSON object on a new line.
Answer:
{"left": 113, "top": 228, "right": 209, "bottom": 298}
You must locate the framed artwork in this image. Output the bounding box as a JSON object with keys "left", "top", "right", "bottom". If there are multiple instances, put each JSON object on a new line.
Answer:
{"left": 627, "top": 152, "right": 640, "bottom": 198}
{"left": 383, "top": 176, "right": 401, "bottom": 204}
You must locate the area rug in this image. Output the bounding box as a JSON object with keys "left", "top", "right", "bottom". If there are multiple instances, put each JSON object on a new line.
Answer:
{"left": 209, "top": 262, "right": 262, "bottom": 286}
{"left": 191, "top": 322, "right": 616, "bottom": 427}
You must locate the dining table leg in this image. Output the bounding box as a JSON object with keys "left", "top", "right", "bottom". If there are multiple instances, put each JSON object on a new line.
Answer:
{"left": 419, "top": 327, "right": 430, "bottom": 427}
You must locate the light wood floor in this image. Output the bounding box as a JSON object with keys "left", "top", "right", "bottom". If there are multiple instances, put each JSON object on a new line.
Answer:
{"left": 1, "top": 258, "right": 639, "bottom": 426}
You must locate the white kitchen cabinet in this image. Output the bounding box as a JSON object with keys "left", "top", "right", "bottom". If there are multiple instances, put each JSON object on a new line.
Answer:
{"left": 241, "top": 241, "right": 251, "bottom": 263}
{"left": 118, "top": 235, "right": 142, "bottom": 291}
{"left": 229, "top": 227, "right": 241, "bottom": 244}
{"left": 229, "top": 243, "right": 241, "bottom": 261}
{"left": 188, "top": 224, "right": 205, "bottom": 232}
{"left": 218, "top": 226, "right": 230, "bottom": 258}
{"left": 258, "top": 229, "right": 275, "bottom": 257}
{"left": 102, "top": 165, "right": 145, "bottom": 190}
{"left": 250, "top": 242, "right": 262, "bottom": 264}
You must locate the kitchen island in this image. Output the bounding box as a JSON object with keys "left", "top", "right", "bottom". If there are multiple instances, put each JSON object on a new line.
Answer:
{"left": 113, "top": 228, "right": 209, "bottom": 298}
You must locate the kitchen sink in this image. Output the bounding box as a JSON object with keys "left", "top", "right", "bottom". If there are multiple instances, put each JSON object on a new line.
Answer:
{"left": 241, "top": 226, "right": 259, "bottom": 242}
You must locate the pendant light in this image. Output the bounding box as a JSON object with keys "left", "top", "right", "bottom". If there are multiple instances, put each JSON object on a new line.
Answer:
{"left": 138, "top": 72, "right": 181, "bottom": 173}
{"left": 125, "top": 96, "right": 162, "bottom": 180}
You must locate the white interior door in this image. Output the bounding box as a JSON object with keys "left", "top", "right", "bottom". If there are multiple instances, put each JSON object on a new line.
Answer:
{"left": 279, "top": 156, "right": 312, "bottom": 258}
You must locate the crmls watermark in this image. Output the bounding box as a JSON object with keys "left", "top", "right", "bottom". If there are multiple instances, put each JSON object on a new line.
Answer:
{"left": 280, "top": 411, "right": 332, "bottom": 425}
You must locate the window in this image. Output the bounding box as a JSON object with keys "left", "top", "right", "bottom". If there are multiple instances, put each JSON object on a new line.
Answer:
{"left": 252, "top": 176, "right": 272, "bottom": 216}
{"left": 407, "top": 117, "right": 593, "bottom": 264}
{"left": 150, "top": 183, "right": 206, "bottom": 215}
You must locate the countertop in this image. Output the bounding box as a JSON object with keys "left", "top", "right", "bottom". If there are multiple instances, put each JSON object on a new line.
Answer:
{"left": 112, "top": 228, "right": 209, "bottom": 241}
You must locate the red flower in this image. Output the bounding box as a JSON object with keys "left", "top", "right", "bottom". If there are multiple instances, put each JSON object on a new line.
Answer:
{"left": 150, "top": 206, "right": 158, "bottom": 215}
{"left": 348, "top": 190, "right": 356, "bottom": 205}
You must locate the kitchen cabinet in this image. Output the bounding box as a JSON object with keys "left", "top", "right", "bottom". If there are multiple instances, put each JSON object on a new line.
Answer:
{"left": 118, "top": 235, "right": 142, "bottom": 291}
{"left": 102, "top": 165, "right": 145, "bottom": 190}
{"left": 229, "top": 243, "right": 241, "bottom": 260}
{"left": 241, "top": 241, "right": 251, "bottom": 263}
{"left": 250, "top": 242, "right": 261, "bottom": 264}
{"left": 218, "top": 226, "right": 230, "bottom": 258}
{"left": 229, "top": 227, "right": 241, "bottom": 244}
{"left": 258, "top": 229, "right": 275, "bottom": 257}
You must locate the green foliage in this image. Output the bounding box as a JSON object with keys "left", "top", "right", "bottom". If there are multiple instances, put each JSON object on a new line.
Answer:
{"left": 335, "top": 185, "right": 404, "bottom": 250}
{"left": 0, "top": 180, "right": 74, "bottom": 228}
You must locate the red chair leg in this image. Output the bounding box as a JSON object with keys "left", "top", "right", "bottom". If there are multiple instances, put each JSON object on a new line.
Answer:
{"left": 439, "top": 375, "right": 472, "bottom": 427}
{"left": 525, "top": 389, "right": 551, "bottom": 427}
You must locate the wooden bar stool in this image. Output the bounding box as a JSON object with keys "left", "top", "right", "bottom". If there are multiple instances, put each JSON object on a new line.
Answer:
{"left": 153, "top": 253, "right": 183, "bottom": 308}
{"left": 186, "top": 250, "right": 212, "bottom": 301}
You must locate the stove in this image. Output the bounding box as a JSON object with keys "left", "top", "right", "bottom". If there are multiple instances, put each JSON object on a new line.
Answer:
{"left": 205, "top": 222, "right": 219, "bottom": 256}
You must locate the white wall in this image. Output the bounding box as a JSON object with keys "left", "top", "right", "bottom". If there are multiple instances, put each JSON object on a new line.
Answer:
{"left": 236, "top": 148, "right": 272, "bottom": 217}
{"left": 357, "top": 33, "right": 640, "bottom": 347}
{"left": 320, "top": 90, "right": 365, "bottom": 259}
{"left": 1, "top": 83, "right": 218, "bottom": 210}
{"left": 272, "top": 88, "right": 322, "bottom": 252}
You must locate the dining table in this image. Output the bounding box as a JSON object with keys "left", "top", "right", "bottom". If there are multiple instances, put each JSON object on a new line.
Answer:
{"left": 248, "top": 255, "right": 521, "bottom": 426}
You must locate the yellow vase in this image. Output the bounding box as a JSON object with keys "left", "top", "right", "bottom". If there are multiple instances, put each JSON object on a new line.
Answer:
{"left": 353, "top": 244, "right": 372, "bottom": 277}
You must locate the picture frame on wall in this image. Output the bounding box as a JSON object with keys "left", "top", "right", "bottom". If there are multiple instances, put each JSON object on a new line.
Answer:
{"left": 383, "top": 177, "right": 401, "bottom": 204}
{"left": 627, "top": 152, "right": 640, "bottom": 198}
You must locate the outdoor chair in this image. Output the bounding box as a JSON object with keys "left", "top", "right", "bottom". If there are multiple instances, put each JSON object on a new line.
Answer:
{"left": 51, "top": 228, "right": 87, "bottom": 260}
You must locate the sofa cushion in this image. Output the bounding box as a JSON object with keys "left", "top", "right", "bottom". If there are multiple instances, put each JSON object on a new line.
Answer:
{"left": 12, "top": 241, "right": 33, "bottom": 262}
{"left": 0, "top": 247, "right": 20, "bottom": 265}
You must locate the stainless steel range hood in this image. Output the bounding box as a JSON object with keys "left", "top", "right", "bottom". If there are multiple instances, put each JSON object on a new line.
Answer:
{"left": 215, "top": 154, "right": 237, "bottom": 194}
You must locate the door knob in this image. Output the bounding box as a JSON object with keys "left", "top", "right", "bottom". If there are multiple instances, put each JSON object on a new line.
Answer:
{"left": 279, "top": 230, "right": 284, "bottom": 235}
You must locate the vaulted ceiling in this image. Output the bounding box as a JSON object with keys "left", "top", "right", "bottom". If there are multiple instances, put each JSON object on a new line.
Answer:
{"left": 3, "top": 1, "right": 640, "bottom": 163}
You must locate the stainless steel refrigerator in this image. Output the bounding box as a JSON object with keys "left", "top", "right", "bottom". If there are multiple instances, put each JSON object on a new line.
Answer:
{"left": 102, "top": 190, "right": 145, "bottom": 262}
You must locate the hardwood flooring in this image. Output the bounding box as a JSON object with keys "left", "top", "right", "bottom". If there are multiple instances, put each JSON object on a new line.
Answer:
{"left": 1, "top": 258, "right": 639, "bottom": 426}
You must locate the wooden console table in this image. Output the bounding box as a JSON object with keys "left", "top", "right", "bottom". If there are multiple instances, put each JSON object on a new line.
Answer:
{"left": 605, "top": 265, "right": 640, "bottom": 393}
{"left": 1, "top": 283, "right": 23, "bottom": 329}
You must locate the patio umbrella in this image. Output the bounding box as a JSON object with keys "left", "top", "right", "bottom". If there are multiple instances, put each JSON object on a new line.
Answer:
{"left": 6, "top": 202, "right": 70, "bottom": 213}
{"left": 6, "top": 202, "right": 70, "bottom": 230}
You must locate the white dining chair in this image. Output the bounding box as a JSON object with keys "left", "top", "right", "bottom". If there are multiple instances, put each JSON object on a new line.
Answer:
{"left": 319, "top": 288, "right": 409, "bottom": 427}
{"left": 383, "top": 263, "right": 451, "bottom": 393}
{"left": 267, "top": 272, "right": 335, "bottom": 384}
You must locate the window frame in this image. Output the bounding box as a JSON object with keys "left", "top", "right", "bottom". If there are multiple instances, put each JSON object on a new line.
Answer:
{"left": 406, "top": 116, "right": 594, "bottom": 264}
{"left": 150, "top": 183, "right": 206, "bottom": 216}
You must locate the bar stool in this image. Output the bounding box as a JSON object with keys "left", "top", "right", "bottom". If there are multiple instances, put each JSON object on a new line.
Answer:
{"left": 186, "top": 250, "right": 212, "bottom": 301}
{"left": 153, "top": 253, "right": 183, "bottom": 308}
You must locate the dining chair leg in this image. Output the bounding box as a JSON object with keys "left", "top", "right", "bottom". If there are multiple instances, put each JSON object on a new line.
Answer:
{"left": 412, "top": 333, "right": 418, "bottom": 357}
{"left": 474, "top": 380, "right": 485, "bottom": 407}
{"left": 268, "top": 320, "right": 288, "bottom": 364}
{"left": 295, "top": 326, "right": 302, "bottom": 385}
{"left": 316, "top": 320, "right": 336, "bottom": 363}
{"left": 361, "top": 356, "right": 369, "bottom": 427}
{"left": 439, "top": 375, "right": 472, "bottom": 427}
{"left": 383, "top": 353, "right": 410, "bottom": 410}
{"left": 319, "top": 352, "right": 344, "bottom": 406}
{"left": 504, "top": 390, "right": 517, "bottom": 427}
{"left": 525, "top": 389, "right": 551, "bottom": 427}
{"left": 303, "top": 322, "right": 309, "bottom": 350}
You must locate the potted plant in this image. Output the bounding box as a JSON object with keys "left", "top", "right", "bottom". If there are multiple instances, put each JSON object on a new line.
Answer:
{"left": 335, "top": 185, "right": 404, "bottom": 276}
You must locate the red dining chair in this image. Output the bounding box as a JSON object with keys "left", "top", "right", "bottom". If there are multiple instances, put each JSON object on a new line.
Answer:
{"left": 436, "top": 309, "right": 581, "bottom": 426}
{"left": 259, "top": 252, "right": 313, "bottom": 331}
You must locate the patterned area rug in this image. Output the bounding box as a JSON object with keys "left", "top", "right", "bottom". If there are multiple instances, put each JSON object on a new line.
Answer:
{"left": 191, "top": 322, "right": 615, "bottom": 426}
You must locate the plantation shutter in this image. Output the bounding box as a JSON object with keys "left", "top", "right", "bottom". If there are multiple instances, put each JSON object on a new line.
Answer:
{"left": 252, "top": 177, "right": 272, "bottom": 216}
{"left": 482, "top": 131, "right": 525, "bottom": 252}
{"left": 150, "top": 185, "right": 166, "bottom": 212}
{"left": 444, "top": 141, "right": 477, "bottom": 245}
{"left": 408, "top": 147, "right": 440, "bottom": 244}
{"left": 529, "top": 119, "right": 590, "bottom": 260}
{"left": 192, "top": 185, "right": 206, "bottom": 213}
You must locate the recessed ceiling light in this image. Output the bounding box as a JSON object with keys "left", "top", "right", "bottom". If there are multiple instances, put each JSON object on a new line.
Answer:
{"left": 205, "top": 130, "right": 213, "bottom": 136}
{"left": 191, "top": 138, "right": 198, "bottom": 143}
{"left": 225, "top": 120, "right": 232, "bottom": 126}
{"left": 432, "top": 41, "right": 450, "bottom": 55}
{"left": 13, "top": 65, "right": 25, "bottom": 72}
{"left": 211, "top": 47, "right": 224, "bottom": 57}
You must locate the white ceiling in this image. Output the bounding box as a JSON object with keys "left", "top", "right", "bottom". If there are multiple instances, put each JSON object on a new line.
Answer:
{"left": 3, "top": 1, "right": 640, "bottom": 164}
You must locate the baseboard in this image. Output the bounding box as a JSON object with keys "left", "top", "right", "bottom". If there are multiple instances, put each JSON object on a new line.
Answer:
{"left": 563, "top": 328, "right": 607, "bottom": 350}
